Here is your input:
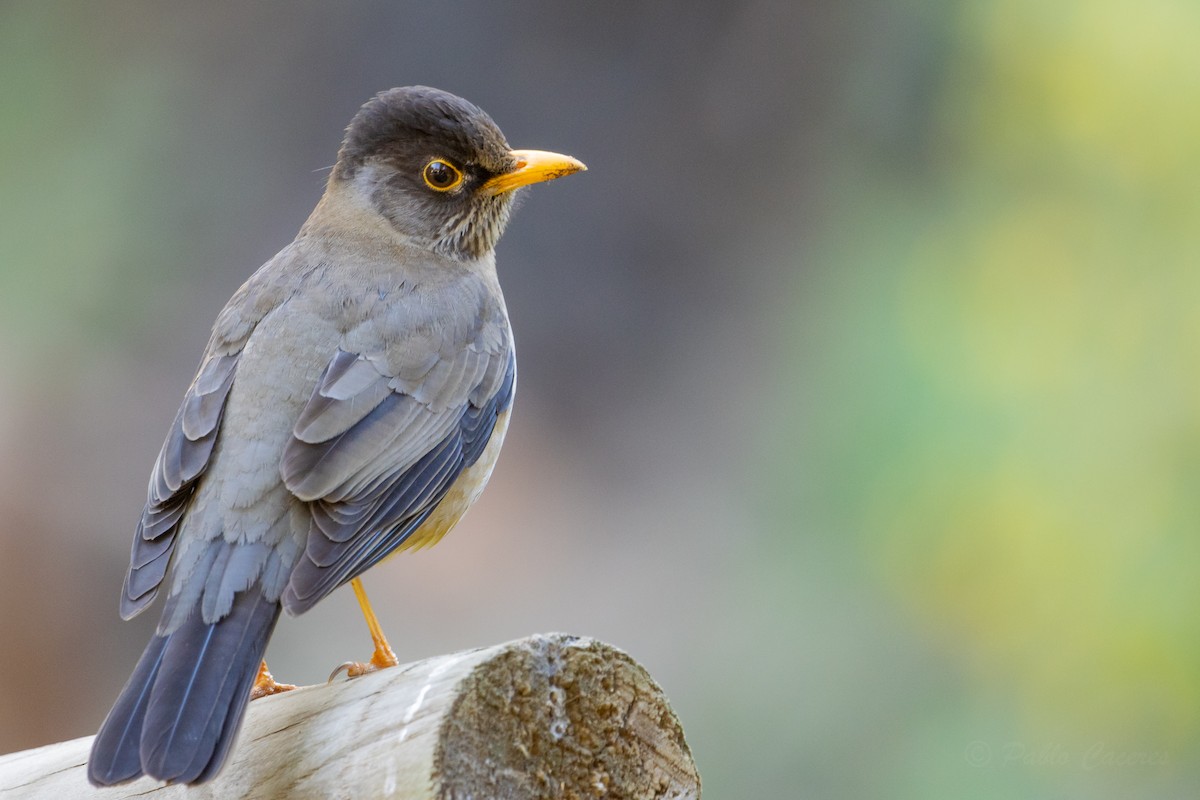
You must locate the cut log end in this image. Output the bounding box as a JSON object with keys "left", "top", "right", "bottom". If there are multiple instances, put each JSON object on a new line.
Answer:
{"left": 438, "top": 635, "right": 699, "bottom": 800}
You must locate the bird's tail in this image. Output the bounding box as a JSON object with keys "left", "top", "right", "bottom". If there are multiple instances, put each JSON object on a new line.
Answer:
{"left": 88, "top": 585, "right": 280, "bottom": 786}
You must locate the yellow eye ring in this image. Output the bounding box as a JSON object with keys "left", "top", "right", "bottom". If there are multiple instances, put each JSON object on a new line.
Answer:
{"left": 422, "top": 159, "right": 464, "bottom": 192}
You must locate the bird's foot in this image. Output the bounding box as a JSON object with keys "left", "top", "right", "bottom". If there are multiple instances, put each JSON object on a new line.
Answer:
{"left": 250, "top": 660, "right": 297, "bottom": 700}
{"left": 328, "top": 643, "right": 400, "bottom": 682}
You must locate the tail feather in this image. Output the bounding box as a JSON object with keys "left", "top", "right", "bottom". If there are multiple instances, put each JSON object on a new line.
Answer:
{"left": 87, "top": 634, "right": 169, "bottom": 785}
{"left": 88, "top": 587, "right": 280, "bottom": 786}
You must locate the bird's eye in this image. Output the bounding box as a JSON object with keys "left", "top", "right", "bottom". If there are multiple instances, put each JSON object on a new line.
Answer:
{"left": 422, "top": 159, "right": 464, "bottom": 192}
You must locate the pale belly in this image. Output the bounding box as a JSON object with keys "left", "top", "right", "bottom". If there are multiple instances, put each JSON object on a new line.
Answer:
{"left": 394, "top": 407, "right": 512, "bottom": 553}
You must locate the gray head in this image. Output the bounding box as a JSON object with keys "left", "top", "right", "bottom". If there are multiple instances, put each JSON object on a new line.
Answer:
{"left": 332, "top": 86, "right": 585, "bottom": 260}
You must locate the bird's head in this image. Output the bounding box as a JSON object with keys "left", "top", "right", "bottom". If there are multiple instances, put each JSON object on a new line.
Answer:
{"left": 330, "top": 86, "right": 585, "bottom": 260}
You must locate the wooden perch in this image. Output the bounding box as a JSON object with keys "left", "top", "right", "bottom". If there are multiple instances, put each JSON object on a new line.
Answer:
{"left": 0, "top": 633, "right": 700, "bottom": 799}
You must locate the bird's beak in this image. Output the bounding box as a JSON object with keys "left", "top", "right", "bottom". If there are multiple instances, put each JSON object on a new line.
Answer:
{"left": 482, "top": 149, "right": 587, "bottom": 196}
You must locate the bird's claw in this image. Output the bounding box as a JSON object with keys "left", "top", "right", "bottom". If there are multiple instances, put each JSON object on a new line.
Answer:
{"left": 250, "top": 662, "right": 297, "bottom": 700}
{"left": 327, "top": 645, "right": 400, "bottom": 683}
{"left": 327, "top": 660, "right": 372, "bottom": 683}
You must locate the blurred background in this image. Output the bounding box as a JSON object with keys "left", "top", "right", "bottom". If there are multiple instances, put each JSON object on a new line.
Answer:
{"left": 1, "top": 1, "right": 1198, "bottom": 796}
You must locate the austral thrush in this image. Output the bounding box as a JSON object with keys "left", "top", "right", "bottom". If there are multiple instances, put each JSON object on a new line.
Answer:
{"left": 88, "top": 86, "right": 585, "bottom": 786}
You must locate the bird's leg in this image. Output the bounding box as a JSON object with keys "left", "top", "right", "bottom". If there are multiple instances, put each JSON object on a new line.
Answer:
{"left": 328, "top": 577, "right": 400, "bottom": 681}
{"left": 250, "top": 660, "right": 296, "bottom": 700}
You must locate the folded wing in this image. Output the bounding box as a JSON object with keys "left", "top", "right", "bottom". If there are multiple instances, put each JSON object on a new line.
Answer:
{"left": 120, "top": 351, "right": 240, "bottom": 619}
{"left": 280, "top": 341, "right": 514, "bottom": 615}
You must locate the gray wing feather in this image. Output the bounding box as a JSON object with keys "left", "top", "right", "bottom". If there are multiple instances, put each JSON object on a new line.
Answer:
{"left": 292, "top": 351, "right": 395, "bottom": 444}
{"left": 280, "top": 345, "right": 514, "bottom": 615}
{"left": 283, "top": 350, "right": 462, "bottom": 501}
{"left": 120, "top": 352, "right": 240, "bottom": 620}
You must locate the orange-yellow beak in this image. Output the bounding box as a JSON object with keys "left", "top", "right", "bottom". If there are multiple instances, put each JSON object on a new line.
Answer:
{"left": 482, "top": 149, "right": 587, "bottom": 196}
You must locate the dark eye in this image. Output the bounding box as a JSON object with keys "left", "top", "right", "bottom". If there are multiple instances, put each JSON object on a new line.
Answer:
{"left": 422, "top": 159, "right": 463, "bottom": 191}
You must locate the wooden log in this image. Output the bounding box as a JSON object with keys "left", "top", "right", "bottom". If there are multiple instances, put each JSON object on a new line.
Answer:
{"left": 0, "top": 633, "right": 700, "bottom": 799}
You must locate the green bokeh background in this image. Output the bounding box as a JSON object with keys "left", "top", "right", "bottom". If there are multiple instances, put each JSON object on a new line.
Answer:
{"left": 768, "top": 1, "right": 1200, "bottom": 793}
{"left": 1, "top": 1, "right": 1197, "bottom": 797}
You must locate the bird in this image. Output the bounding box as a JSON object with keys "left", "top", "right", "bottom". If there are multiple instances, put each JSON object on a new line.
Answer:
{"left": 87, "top": 86, "right": 585, "bottom": 786}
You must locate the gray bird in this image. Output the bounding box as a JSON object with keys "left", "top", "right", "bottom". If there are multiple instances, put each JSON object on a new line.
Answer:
{"left": 87, "top": 86, "right": 585, "bottom": 786}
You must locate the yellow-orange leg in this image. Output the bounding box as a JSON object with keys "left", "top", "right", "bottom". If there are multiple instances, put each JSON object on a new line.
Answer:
{"left": 328, "top": 577, "right": 400, "bottom": 682}
{"left": 250, "top": 660, "right": 296, "bottom": 700}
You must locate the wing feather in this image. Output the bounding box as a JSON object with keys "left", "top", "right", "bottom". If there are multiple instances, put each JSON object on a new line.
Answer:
{"left": 280, "top": 345, "right": 514, "bottom": 615}
{"left": 292, "top": 351, "right": 395, "bottom": 444}
{"left": 120, "top": 352, "right": 240, "bottom": 620}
